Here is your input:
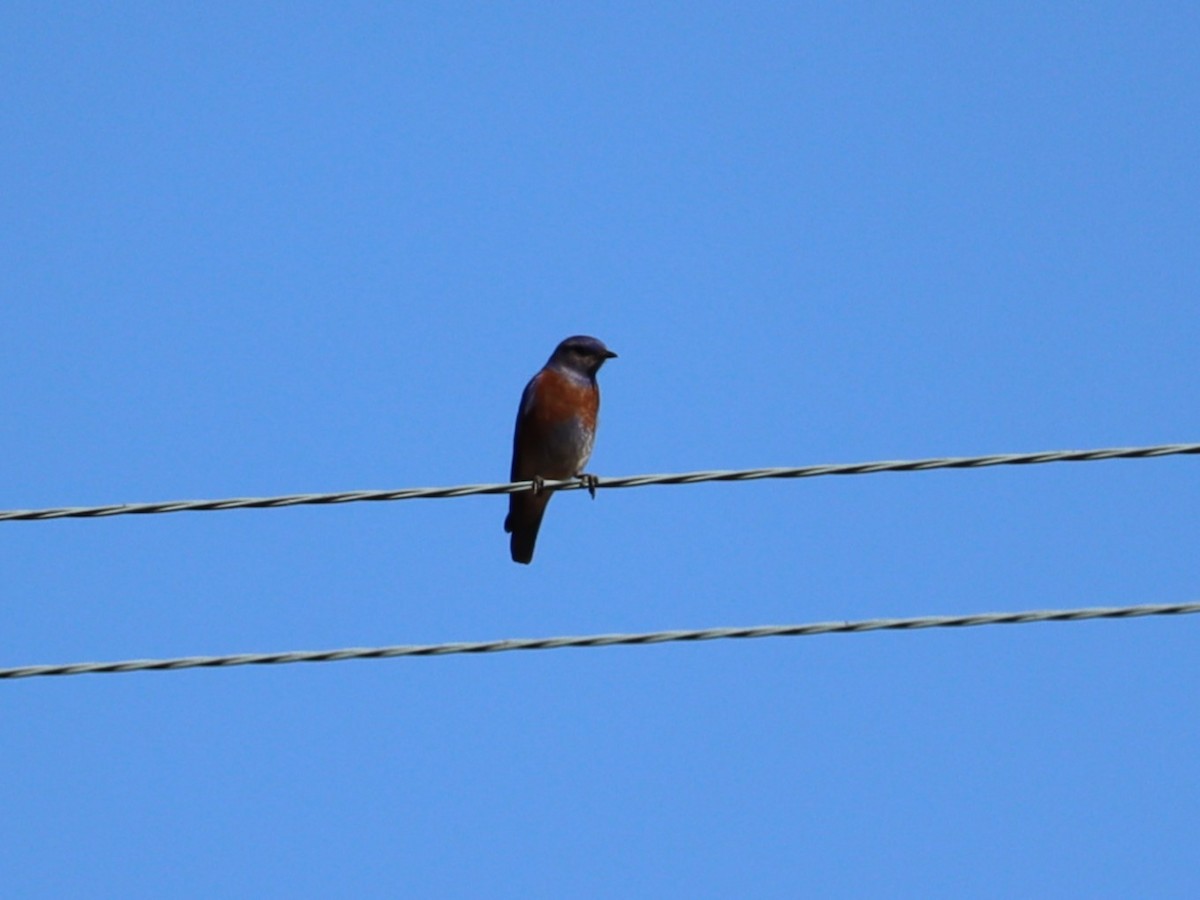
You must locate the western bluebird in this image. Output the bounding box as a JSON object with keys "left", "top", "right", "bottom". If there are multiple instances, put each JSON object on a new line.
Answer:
{"left": 504, "top": 335, "right": 618, "bottom": 564}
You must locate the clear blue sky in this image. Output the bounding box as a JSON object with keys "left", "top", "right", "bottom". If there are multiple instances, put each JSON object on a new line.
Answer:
{"left": 3, "top": 4, "right": 1198, "bottom": 897}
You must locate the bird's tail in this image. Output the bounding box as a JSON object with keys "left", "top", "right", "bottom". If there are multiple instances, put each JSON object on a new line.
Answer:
{"left": 505, "top": 493, "right": 551, "bottom": 564}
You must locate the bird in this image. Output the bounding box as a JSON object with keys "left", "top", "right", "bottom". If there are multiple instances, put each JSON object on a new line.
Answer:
{"left": 504, "top": 335, "right": 618, "bottom": 564}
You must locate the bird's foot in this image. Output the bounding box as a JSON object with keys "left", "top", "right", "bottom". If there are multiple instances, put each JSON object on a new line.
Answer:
{"left": 578, "top": 473, "right": 600, "bottom": 499}
{"left": 531, "top": 475, "right": 546, "bottom": 496}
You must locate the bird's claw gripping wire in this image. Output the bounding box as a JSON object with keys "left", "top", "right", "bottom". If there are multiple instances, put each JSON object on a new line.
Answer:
{"left": 578, "top": 473, "right": 600, "bottom": 499}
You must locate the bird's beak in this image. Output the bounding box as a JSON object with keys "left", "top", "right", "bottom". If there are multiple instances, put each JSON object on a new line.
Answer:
{"left": 604, "top": 349, "right": 618, "bottom": 359}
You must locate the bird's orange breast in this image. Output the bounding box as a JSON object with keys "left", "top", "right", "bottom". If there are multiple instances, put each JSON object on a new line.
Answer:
{"left": 531, "top": 368, "right": 600, "bottom": 431}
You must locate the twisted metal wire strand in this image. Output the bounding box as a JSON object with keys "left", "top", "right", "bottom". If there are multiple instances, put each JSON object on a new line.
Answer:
{"left": 3, "top": 601, "right": 1197, "bottom": 680}
{"left": 2, "top": 441, "right": 1197, "bottom": 523}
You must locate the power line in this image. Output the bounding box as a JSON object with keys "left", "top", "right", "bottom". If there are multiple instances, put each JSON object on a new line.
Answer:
{"left": 3, "top": 600, "right": 1197, "bottom": 681}
{"left": 1, "top": 441, "right": 1196, "bottom": 523}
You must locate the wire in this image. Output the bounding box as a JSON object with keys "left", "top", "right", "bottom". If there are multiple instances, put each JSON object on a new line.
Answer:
{"left": 2, "top": 600, "right": 1196, "bottom": 680}
{"left": 1, "top": 441, "right": 1196, "bottom": 523}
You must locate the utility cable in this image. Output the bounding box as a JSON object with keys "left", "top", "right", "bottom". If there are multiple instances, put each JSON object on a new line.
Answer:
{"left": 1, "top": 441, "right": 1196, "bottom": 523}
{"left": 2, "top": 600, "right": 1197, "bottom": 680}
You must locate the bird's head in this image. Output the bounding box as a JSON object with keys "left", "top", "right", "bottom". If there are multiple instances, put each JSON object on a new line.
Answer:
{"left": 547, "top": 335, "right": 618, "bottom": 378}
